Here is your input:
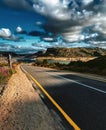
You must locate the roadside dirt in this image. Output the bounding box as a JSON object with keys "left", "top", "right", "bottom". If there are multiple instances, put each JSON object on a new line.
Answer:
{"left": 0, "top": 66, "right": 62, "bottom": 130}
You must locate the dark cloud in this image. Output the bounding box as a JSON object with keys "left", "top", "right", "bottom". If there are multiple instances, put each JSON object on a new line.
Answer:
{"left": 0, "top": 0, "right": 106, "bottom": 49}
{"left": 28, "top": 30, "right": 46, "bottom": 36}
{"left": 34, "top": 0, "right": 106, "bottom": 43}
{"left": 78, "top": 25, "right": 106, "bottom": 48}
{"left": 2, "top": 0, "right": 33, "bottom": 10}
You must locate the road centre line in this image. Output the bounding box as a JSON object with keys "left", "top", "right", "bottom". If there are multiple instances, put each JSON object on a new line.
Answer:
{"left": 21, "top": 66, "right": 81, "bottom": 130}
{"left": 40, "top": 67, "right": 106, "bottom": 83}
{"left": 46, "top": 72, "right": 106, "bottom": 94}
{"left": 73, "top": 73, "right": 106, "bottom": 83}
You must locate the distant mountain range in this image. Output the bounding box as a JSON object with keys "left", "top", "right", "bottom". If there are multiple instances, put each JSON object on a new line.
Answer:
{"left": 0, "top": 51, "right": 18, "bottom": 57}
{"left": 34, "top": 48, "right": 106, "bottom": 75}
{"left": 0, "top": 47, "right": 106, "bottom": 58}
{"left": 36, "top": 47, "right": 106, "bottom": 58}
{"left": 0, "top": 51, "right": 31, "bottom": 57}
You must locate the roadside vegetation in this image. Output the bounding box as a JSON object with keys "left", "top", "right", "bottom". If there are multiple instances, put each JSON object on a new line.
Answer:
{"left": 0, "top": 62, "right": 17, "bottom": 95}
{"left": 32, "top": 55, "right": 106, "bottom": 76}
{"left": 32, "top": 47, "right": 106, "bottom": 76}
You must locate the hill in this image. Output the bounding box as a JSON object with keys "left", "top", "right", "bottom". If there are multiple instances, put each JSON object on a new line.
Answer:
{"left": 66, "top": 55, "right": 106, "bottom": 75}
{"left": 37, "top": 47, "right": 106, "bottom": 58}
{"left": 0, "top": 52, "right": 18, "bottom": 57}
{"left": 86, "top": 55, "right": 106, "bottom": 69}
{"left": 35, "top": 53, "right": 106, "bottom": 76}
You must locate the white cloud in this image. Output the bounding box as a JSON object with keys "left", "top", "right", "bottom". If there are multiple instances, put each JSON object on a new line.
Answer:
{"left": 33, "top": 0, "right": 77, "bottom": 20}
{"left": 35, "top": 21, "right": 42, "bottom": 25}
{"left": 62, "top": 27, "right": 82, "bottom": 42}
{"left": 82, "top": 0, "right": 93, "bottom": 6}
{"left": 0, "top": 28, "right": 12, "bottom": 38}
{"left": 42, "top": 37, "right": 54, "bottom": 42}
{"left": 16, "top": 26, "right": 23, "bottom": 33}
{"left": 33, "top": 0, "right": 69, "bottom": 20}
{"left": 89, "top": 14, "right": 106, "bottom": 35}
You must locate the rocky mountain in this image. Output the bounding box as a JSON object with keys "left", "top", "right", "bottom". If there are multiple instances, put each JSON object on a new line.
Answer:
{"left": 37, "top": 47, "right": 106, "bottom": 58}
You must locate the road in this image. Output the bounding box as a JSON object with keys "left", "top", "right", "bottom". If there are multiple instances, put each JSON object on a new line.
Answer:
{"left": 22, "top": 65, "right": 106, "bottom": 130}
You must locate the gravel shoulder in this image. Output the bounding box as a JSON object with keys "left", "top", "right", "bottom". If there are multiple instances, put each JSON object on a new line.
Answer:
{"left": 0, "top": 66, "right": 61, "bottom": 130}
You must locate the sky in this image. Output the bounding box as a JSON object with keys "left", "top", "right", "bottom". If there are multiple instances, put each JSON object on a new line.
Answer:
{"left": 0, "top": 0, "right": 106, "bottom": 54}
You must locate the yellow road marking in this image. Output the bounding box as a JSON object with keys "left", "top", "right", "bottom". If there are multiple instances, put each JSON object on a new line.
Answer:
{"left": 25, "top": 70, "right": 81, "bottom": 130}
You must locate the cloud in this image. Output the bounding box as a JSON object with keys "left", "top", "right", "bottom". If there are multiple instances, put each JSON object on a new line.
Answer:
{"left": 0, "top": 42, "right": 18, "bottom": 52}
{"left": 28, "top": 30, "right": 46, "bottom": 36}
{"left": 1, "top": 0, "right": 106, "bottom": 48}
{"left": 2, "top": 0, "right": 33, "bottom": 10}
{"left": 0, "top": 42, "right": 38, "bottom": 54}
{"left": 32, "top": 0, "right": 105, "bottom": 21}
{"left": 16, "top": 26, "right": 23, "bottom": 33}
{"left": 32, "top": 41, "right": 60, "bottom": 49}
{"left": 15, "top": 26, "right": 27, "bottom": 34}
{"left": 0, "top": 28, "right": 11, "bottom": 38}
{"left": 0, "top": 27, "right": 26, "bottom": 42}
{"left": 1, "top": 0, "right": 104, "bottom": 20}
{"left": 33, "top": 0, "right": 106, "bottom": 43}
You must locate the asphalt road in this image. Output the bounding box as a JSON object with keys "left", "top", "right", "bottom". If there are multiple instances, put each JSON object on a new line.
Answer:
{"left": 22, "top": 65, "right": 106, "bottom": 130}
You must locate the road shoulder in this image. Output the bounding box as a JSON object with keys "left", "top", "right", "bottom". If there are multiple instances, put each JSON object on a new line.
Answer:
{"left": 0, "top": 66, "right": 63, "bottom": 130}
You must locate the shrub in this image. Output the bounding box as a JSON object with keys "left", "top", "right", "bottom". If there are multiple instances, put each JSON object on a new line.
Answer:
{"left": 0, "top": 67, "right": 12, "bottom": 85}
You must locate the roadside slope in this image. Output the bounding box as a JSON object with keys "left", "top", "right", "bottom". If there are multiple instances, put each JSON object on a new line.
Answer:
{"left": 0, "top": 66, "right": 60, "bottom": 130}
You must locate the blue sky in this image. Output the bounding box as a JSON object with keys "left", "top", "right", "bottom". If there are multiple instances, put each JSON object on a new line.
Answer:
{"left": 0, "top": 7, "right": 45, "bottom": 31}
{"left": 0, "top": 0, "right": 106, "bottom": 54}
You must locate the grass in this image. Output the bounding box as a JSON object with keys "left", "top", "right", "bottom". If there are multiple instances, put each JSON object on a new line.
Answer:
{"left": 0, "top": 62, "right": 17, "bottom": 95}
{"left": 0, "top": 67, "right": 11, "bottom": 84}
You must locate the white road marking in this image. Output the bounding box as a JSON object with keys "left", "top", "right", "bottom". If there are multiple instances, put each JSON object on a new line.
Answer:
{"left": 22, "top": 65, "right": 106, "bottom": 94}
{"left": 46, "top": 72, "right": 106, "bottom": 94}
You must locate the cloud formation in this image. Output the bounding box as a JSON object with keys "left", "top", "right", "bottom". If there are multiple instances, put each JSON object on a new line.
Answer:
{"left": 0, "top": 42, "right": 38, "bottom": 54}
{"left": 0, "top": 28, "right": 11, "bottom": 38}
{"left": 1, "top": 0, "right": 105, "bottom": 19}
{"left": 16, "top": 26, "right": 23, "bottom": 33}
{"left": 0, "top": 0, "right": 106, "bottom": 49}
{"left": 2, "top": 0, "right": 104, "bottom": 20}
{"left": 31, "top": 0, "right": 106, "bottom": 45}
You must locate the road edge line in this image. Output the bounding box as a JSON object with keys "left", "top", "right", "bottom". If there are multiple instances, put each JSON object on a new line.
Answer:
{"left": 21, "top": 66, "right": 81, "bottom": 130}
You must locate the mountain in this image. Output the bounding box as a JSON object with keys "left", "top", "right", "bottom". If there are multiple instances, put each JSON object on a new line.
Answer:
{"left": 36, "top": 47, "right": 106, "bottom": 58}
{"left": 0, "top": 51, "right": 32, "bottom": 57}
{"left": 0, "top": 51, "right": 18, "bottom": 57}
